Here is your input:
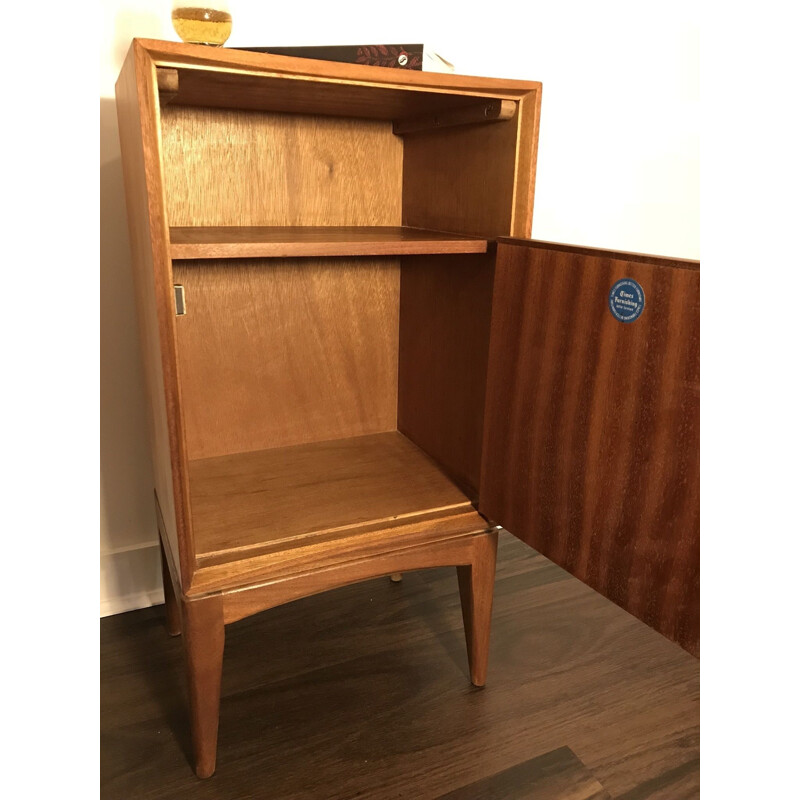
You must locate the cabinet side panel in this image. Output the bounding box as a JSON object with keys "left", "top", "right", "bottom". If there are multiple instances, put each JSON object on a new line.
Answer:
{"left": 480, "top": 242, "right": 699, "bottom": 655}
{"left": 510, "top": 88, "right": 542, "bottom": 237}
{"left": 401, "top": 116, "right": 519, "bottom": 238}
{"left": 397, "top": 254, "right": 495, "bottom": 499}
{"left": 116, "top": 45, "right": 193, "bottom": 586}
{"left": 173, "top": 258, "right": 400, "bottom": 460}
{"left": 160, "top": 107, "right": 403, "bottom": 227}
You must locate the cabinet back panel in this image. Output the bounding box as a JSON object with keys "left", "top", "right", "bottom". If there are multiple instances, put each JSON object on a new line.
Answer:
{"left": 160, "top": 106, "right": 403, "bottom": 227}
{"left": 172, "top": 258, "right": 400, "bottom": 460}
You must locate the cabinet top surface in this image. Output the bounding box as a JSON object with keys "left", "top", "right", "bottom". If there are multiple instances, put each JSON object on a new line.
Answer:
{"left": 129, "top": 38, "right": 542, "bottom": 95}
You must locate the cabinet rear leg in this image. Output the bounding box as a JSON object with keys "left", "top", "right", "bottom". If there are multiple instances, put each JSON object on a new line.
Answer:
{"left": 457, "top": 531, "right": 498, "bottom": 687}
{"left": 159, "top": 538, "right": 181, "bottom": 637}
{"left": 182, "top": 595, "right": 225, "bottom": 779}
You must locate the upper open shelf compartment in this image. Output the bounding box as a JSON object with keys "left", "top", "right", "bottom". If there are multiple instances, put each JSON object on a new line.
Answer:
{"left": 169, "top": 225, "right": 490, "bottom": 260}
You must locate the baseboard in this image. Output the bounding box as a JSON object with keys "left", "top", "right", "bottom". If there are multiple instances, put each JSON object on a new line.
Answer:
{"left": 101, "top": 588, "right": 165, "bottom": 618}
{"left": 101, "top": 543, "right": 164, "bottom": 617}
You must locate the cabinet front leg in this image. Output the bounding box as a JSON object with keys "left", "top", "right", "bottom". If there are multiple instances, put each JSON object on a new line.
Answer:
{"left": 182, "top": 594, "right": 225, "bottom": 779}
{"left": 159, "top": 538, "right": 181, "bottom": 637}
{"left": 457, "top": 531, "right": 499, "bottom": 687}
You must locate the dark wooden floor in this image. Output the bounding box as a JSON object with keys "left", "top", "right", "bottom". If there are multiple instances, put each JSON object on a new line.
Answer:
{"left": 101, "top": 533, "right": 699, "bottom": 799}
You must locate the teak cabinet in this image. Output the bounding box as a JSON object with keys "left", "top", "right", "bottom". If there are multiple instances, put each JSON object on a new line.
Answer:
{"left": 116, "top": 39, "right": 699, "bottom": 778}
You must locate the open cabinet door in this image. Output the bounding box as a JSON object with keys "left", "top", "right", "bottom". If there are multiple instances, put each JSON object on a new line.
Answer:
{"left": 480, "top": 239, "right": 699, "bottom": 655}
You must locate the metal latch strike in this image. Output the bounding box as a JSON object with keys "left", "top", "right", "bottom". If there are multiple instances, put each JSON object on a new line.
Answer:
{"left": 174, "top": 285, "right": 186, "bottom": 316}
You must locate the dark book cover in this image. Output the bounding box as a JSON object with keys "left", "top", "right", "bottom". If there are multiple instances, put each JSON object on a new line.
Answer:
{"left": 235, "top": 44, "right": 425, "bottom": 70}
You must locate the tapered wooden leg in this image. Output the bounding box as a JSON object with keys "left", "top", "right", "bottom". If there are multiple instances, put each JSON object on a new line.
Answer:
{"left": 182, "top": 595, "right": 225, "bottom": 779}
{"left": 159, "top": 539, "right": 181, "bottom": 637}
{"left": 457, "top": 531, "right": 498, "bottom": 687}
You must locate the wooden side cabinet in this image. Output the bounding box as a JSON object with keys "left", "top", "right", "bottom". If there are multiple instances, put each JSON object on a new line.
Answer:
{"left": 116, "top": 39, "right": 699, "bottom": 779}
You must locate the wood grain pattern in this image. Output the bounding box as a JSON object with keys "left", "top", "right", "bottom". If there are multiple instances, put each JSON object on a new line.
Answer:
{"left": 188, "top": 432, "right": 474, "bottom": 560}
{"left": 497, "top": 237, "right": 701, "bottom": 269}
{"left": 181, "top": 594, "right": 225, "bottom": 778}
{"left": 402, "top": 116, "right": 522, "bottom": 238}
{"left": 456, "top": 529, "right": 498, "bottom": 686}
{"left": 508, "top": 87, "right": 542, "bottom": 236}
{"left": 160, "top": 106, "right": 402, "bottom": 228}
{"left": 101, "top": 533, "right": 699, "bottom": 799}
{"left": 480, "top": 240, "right": 700, "bottom": 655}
{"left": 172, "top": 257, "right": 400, "bottom": 460}
{"left": 163, "top": 65, "right": 520, "bottom": 122}
{"left": 139, "top": 38, "right": 542, "bottom": 91}
{"left": 169, "top": 226, "right": 489, "bottom": 259}
{"left": 115, "top": 40, "right": 195, "bottom": 588}
{"left": 220, "top": 530, "right": 495, "bottom": 625}
{"left": 114, "top": 40, "right": 553, "bottom": 782}
{"left": 439, "top": 746, "right": 610, "bottom": 800}
{"left": 398, "top": 253, "right": 495, "bottom": 498}
{"left": 156, "top": 67, "right": 179, "bottom": 105}
{"left": 393, "top": 98, "right": 517, "bottom": 135}
{"left": 159, "top": 536, "right": 181, "bottom": 637}
{"left": 189, "top": 508, "right": 491, "bottom": 595}
{"left": 134, "top": 38, "right": 541, "bottom": 120}
{"left": 119, "top": 39, "right": 541, "bottom": 601}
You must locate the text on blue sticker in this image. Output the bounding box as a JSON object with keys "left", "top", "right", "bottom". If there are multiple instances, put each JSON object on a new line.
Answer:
{"left": 608, "top": 278, "right": 645, "bottom": 323}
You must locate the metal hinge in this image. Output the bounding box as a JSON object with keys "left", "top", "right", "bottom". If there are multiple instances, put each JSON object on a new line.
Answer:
{"left": 174, "top": 285, "right": 186, "bottom": 316}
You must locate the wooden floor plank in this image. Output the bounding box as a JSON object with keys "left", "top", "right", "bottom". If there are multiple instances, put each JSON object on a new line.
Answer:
{"left": 100, "top": 533, "right": 699, "bottom": 799}
{"left": 437, "top": 746, "right": 610, "bottom": 799}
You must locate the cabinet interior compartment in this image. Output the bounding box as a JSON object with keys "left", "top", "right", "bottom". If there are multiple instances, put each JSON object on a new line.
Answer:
{"left": 157, "top": 76, "right": 521, "bottom": 569}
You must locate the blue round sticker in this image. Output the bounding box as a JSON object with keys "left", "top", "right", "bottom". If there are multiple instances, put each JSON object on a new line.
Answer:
{"left": 609, "top": 278, "right": 645, "bottom": 323}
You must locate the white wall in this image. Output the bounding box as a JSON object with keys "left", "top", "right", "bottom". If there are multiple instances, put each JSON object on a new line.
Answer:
{"left": 100, "top": 0, "right": 699, "bottom": 616}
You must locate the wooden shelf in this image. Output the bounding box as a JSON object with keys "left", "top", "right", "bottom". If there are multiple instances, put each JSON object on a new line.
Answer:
{"left": 170, "top": 226, "right": 489, "bottom": 260}
{"left": 188, "top": 432, "right": 476, "bottom": 566}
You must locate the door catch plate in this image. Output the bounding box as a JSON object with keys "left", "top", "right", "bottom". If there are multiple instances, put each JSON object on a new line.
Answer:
{"left": 174, "top": 285, "right": 186, "bottom": 316}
